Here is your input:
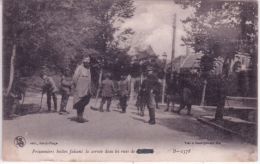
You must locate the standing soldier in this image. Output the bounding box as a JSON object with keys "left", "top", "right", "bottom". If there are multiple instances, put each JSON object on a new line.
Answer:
{"left": 59, "top": 67, "right": 72, "bottom": 114}
{"left": 72, "top": 56, "right": 92, "bottom": 123}
{"left": 40, "top": 72, "right": 58, "bottom": 112}
{"left": 99, "top": 73, "right": 115, "bottom": 112}
{"left": 118, "top": 75, "right": 130, "bottom": 113}
{"left": 140, "top": 67, "right": 158, "bottom": 125}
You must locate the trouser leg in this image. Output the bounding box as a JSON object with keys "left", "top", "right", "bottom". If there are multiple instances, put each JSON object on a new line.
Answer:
{"left": 106, "top": 97, "right": 112, "bottom": 111}
{"left": 120, "top": 96, "right": 127, "bottom": 112}
{"left": 99, "top": 97, "right": 106, "bottom": 112}
{"left": 52, "top": 93, "right": 57, "bottom": 111}
{"left": 47, "top": 92, "right": 51, "bottom": 111}
{"left": 60, "top": 94, "right": 69, "bottom": 112}
{"left": 147, "top": 94, "right": 156, "bottom": 123}
{"left": 76, "top": 95, "right": 91, "bottom": 123}
{"left": 123, "top": 96, "right": 127, "bottom": 112}
{"left": 148, "top": 106, "right": 155, "bottom": 123}
{"left": 177, "top": 102, "right": 185, "bottom": 113}
{"left": 63, "top": 95, "right": 70, "bottom": 111}
{"left": 187, "top": 104, "right": 192, "bottom": 115}
{"left": 60, "top": 94, "right": 66, "bottom": 111}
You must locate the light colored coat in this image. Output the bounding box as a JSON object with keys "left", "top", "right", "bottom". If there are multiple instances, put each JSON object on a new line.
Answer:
{"left": 72, "top": 64, "right": 91, "bottom": 105}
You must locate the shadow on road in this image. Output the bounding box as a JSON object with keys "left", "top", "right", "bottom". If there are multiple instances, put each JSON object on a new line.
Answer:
{"left": 131, "top": 116, "right": 147, "bottom": 123}
{"left": 112, "top": 109, "right": 124, "bottom": 113}
{"left": 18, "top": 104, "right": 53, "bottom": 115}
{"left": 157, "top": 116, "right": 239, "bottom": 142}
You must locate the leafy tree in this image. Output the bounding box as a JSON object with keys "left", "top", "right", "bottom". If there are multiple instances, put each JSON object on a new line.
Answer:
{"left": 86, "top": 0, "right": 135, "bottom": 77}
{"left": 174, "top": 0, "right": 258, "bottom": 119}
{"left": 3, "top": 0, "right": 135, "bottom": 92}
{"left": 175, "top": 0, "right": 257, "bottom": 76}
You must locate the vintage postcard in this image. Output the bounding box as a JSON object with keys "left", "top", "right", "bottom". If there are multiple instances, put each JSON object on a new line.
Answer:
{"left": 2, "top": 0, "right": 258, "bottom": 162}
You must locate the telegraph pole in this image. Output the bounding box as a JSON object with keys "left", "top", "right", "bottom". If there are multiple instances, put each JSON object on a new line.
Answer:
{"left": 170, "top": 13, "right": 177, "bottom": 75}
{"left": 161, "top": 52, "right": 167, "bottom": 104}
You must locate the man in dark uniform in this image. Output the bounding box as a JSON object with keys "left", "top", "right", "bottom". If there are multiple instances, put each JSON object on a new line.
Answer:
{"left": 140, "top": 67, "right": 158, "bottom": 125}
{"left": 165, "top": 73, "right": 179, "bottom": 112}
{"left": 176, "top": 80, "right": 193, "bottom": 115}
{"left": 118, "top": 75, "right": 130, "bottom": 113}
{"left": 99, "top": 73, "right": 115, "bottom": 112}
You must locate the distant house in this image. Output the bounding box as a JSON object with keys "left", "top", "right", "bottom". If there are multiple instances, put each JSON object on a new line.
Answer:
{"left": 131, "top": 45, "right": 157, "bottom": 61}
{"left": 170, "top": 53, "right": 204, "bottom": 73}
{"left": 170, "top": 53, "right": 223, "bottom": 74}
{"left": 170, "top": 52, "right": 251, "bottom": 75}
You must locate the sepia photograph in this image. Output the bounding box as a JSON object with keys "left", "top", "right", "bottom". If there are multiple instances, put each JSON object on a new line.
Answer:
{"left": 1, "top": 0, "right": 258, "bottom": 162}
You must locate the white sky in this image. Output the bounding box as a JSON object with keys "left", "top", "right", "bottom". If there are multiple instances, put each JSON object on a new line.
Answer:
{"left": 123, "top": 0, "right": 194, "bottom": 59}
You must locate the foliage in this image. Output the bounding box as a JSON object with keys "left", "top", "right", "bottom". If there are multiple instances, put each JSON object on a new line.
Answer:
{"left": 174, "top": 0, "right": 258, "bottom": 77}
{"left": 3, "top": 0, "right": 135, "bottom": 88}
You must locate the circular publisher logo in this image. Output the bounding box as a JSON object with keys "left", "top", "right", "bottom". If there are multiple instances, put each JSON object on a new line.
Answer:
{"left": 14, "top": 136, "right": 26, "bottom": 148}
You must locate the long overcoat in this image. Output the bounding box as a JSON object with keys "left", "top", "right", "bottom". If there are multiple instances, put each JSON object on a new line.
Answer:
{"left": 72, "top": 64, "right": 91, "bottom": 105}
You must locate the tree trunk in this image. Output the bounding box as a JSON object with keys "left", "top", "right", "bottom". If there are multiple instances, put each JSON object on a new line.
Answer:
{"left": 6, "top": 44, "right": 16, "bottom": 96}
{"left": 162, "top": 78, "right": 166, "bottom": 104}
{"left": 94, "top": 68, "right": 103, "bottom": 106}
{"left": 200, "top": 79, "right": 207, "bottom": 106}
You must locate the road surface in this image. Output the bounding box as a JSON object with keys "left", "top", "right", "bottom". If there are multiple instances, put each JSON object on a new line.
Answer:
{"left": 2, "top": 93, "right": 257, "bottom": 161}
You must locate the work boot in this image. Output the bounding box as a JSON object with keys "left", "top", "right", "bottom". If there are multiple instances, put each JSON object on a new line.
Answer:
{"left": 148, "top": 119, "right": 156, "bottom": 125}
{"left": 77, "top": 114, "right": 88, "bottom": 123}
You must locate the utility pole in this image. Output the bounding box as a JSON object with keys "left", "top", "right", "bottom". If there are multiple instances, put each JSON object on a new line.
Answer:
{"left": 170, "top": 13, "right": 177, "bottom": 75}
{"left": 161, "top": 52, "right": 167, "bottom": 104}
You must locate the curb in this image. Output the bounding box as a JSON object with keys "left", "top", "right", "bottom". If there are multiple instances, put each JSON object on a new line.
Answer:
{"left": 197, "top": 116, "right": 244, "bottom": 139}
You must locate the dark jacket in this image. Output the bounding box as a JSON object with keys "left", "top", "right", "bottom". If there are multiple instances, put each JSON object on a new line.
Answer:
{"left": 118, "top": 79, "right": 130, "bottom": 97}
{"left": 100, "top": 79, "right": 115, "bottom": 97}
{"left": 181, "top": 87, "right": 192, "bottom": 105}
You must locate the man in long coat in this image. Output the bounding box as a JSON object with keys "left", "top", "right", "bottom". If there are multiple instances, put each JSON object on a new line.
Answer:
{"left": 72, "top": 56, "right": 92, "bottom": 123}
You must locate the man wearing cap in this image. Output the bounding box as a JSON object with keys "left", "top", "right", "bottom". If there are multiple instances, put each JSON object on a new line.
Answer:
{"left": 117, "top": 75, "right": 130, "bottom": 113}
{"left": 140, "top": 67, "right": 158, "bottom": 125}
{"left": 72, "top": 56, "right": 92, "bottom": 123}
{"left": 99, "top": 73, "right": 115, "bottom": 112}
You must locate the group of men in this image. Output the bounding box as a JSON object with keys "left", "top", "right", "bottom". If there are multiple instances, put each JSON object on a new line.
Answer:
{"left": 39, "top": 56, "right": 91, "bottom": 123}
{"left": 7, "top": 55, "right": 193, "bottom": 125}
{"left": 39, "top": 56, "right": 132, "bottom": 123}
{"left": 165, "top": 73, "right": 193, "bottom": 115}
{"left": 98, "top": 73, "right": 130, "bottom": 113}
